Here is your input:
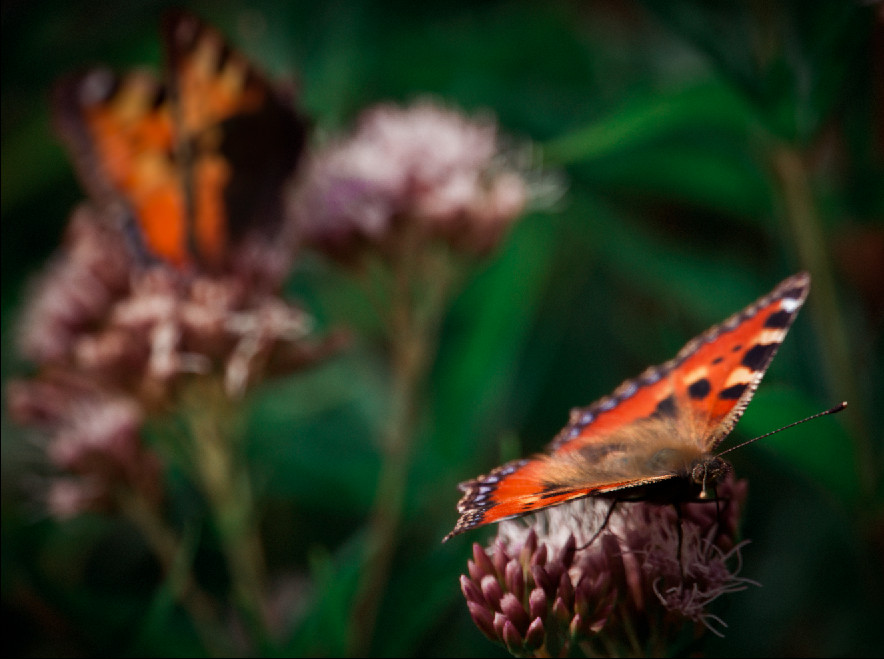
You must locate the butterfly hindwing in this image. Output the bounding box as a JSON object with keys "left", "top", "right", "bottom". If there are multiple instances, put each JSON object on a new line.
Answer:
{"left": 444, "top": 272, "right": 811, "bottom": 541}
{"left": 52, "top": 11, "right": 307, "bottom": 271}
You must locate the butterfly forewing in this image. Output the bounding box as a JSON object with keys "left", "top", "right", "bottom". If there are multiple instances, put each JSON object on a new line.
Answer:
{"left": 161, "top": 11, "right": 307, "bottom": 270}
{"left": 445, "top": 272, "right": 811, "bottom": 541}
{"left": 663, "top": 272, "right": 811, "bottom": 450}
{"left": 52, "top": 11, "right": 308, "bottom": 272}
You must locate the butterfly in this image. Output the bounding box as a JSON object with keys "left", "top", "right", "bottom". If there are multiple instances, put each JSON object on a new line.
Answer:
{"left": 444, "top": 272, "right": 811, "bottom": 541}
{"left": 51, "top": 10, "right": 308, "bottom": 273}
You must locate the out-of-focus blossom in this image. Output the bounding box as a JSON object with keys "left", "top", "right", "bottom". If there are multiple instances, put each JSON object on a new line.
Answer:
{"left": 15, "top": 206, "right": 344, "bottom": 404}
{"left": 17, "top": 205, "right": 131, "bottom": 365}
{"left": 9, "top": 197, "right": 345, "bottom": 520}
{"left": 7, "top": 371, "right": 162, "bottom": 518}
{"left": 292, "top": 100, "right": 529, "bottom": 260}
{"left": 460, "top": 474, "right": 755, "bottom": 657}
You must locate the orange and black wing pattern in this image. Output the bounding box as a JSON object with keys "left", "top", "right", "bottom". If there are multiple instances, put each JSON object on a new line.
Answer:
{"left": 444, "top": 272, "right": 810, "bottom": 541}
{"left": 52, "top": 10, "right": 308, "bottom": 271}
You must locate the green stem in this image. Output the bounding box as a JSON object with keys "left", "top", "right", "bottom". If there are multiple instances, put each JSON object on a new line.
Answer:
{"left": 118, "top": 488, "right": 230, "bottom": 656}
{"left": 347, "top": 231, "right": 457, "bottom": 656}
{"left": 184, "top": 377, "right": 271, "bottom": 653}
{"left": 768, "top": 144, "right": 875, "bottom": 498}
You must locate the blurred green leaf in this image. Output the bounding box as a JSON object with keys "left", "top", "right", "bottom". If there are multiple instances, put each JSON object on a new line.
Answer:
{"left": 543, "top": 81, "right": 753, "bottom": 165}
{"left": 735, "top": 385, "right": 860, "bottom": 506}
{"left": 284, "top": 538, "right": 363, "bottom": 656}
{"left": 428, "top": 211, "right": 560, "bottom": 467}
{"left": 639, "top": 0, "right": 876, "bottom": 142}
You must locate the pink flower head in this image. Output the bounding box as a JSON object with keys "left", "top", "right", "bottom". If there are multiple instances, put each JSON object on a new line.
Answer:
{"left": 293, "top": 99, "right": 528, "bottom": 260}
{"left": 7, "top": 372, "right": 163, "bottom": 519}
{"left": 15, "top": 205, "right": 343, "bottom": 405}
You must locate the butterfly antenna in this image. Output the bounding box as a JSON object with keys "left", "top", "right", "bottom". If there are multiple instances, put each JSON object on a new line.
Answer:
{"left": 717, "top": 401, "right": 847, "bottom": 458}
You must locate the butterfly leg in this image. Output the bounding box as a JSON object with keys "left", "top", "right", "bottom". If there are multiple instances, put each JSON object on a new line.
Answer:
{"left": 577, "top": 499, "right": 618, "bottom": 551}
{"left": 674, "top": 502, "right": 686, "bottom": 580}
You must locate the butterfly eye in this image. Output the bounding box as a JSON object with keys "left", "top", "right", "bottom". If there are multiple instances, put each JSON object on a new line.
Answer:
{"left": 691, "top": 462, "right": 708, "bottom": 488}
{"left": 691, "top": 457, "right": 729, "bottom": 498}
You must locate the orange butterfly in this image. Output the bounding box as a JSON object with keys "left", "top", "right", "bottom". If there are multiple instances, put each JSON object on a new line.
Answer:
{"left": 445, "top": 272, "right": 811, "bottom": 541}
{"left": 52, "top": 10, "right": 307, "bottom": 272}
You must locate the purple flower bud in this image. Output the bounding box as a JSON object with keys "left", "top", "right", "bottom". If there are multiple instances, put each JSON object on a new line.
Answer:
{"left": 504, "top": 559, "right": 525, "bottom": 602}
{"left": 551, "top": 595, "right": 570, "bottom": 624}
{"left": 472, "top": 542, "right": 497, "bottom": 578}
{"left": 524, "top": 617, "right": 546, "bottom": 652}
{"left": 480, "top": 574, "right": 504, "bottom": 610}
{"left": 531, "top": 564, "right": 555, "bottom": 598}
{"left": 499, "top": 592, "right": 530, "bottom": 635}
{"left": 492, "top": 611, "right": 508, "bottom": 639}
{"left": 530, "top": 543, "right": 548, "bottom": 568}
{"left": 556, "top": 570, "right": 575, "bottom": 607}
{"left": 467, "top": 559, "right": 484, "bottom": 583}
{"left": 501, "top": 618, "right": 524, "bottom": 655}
{"left": 558, "top": 533, "right": 576, "bottom": 567}
{"left": 467, "top": 601, "right": 497, "bottom": 641}
{"left": 460, "top": 574, "right": 487, "bottom": 607}
{"left": 492, "top": 543, "right": 510, "bottom": 576}
{"left": 528, "top": 586, "right": 548, "bottom": 620}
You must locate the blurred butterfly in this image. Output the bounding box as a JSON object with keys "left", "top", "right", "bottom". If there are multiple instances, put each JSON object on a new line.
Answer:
{"left": 52, "top": 10, "right": 308, "bottom": 273}
{"left": 445, "top": 272, "right": 812, "bottom": 541}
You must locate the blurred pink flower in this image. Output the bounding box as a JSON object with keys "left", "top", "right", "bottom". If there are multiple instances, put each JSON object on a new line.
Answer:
{"left": 292, "top": 99, "right": 528, "bottom": 260}
{"left": 9, "top": 199, "right": 345, "bottom": 520}
{"left": 8, "top": 371, "right": 163, "bottom": 518}
{"left": 15, "top": 206, "right": 344, "bottom": 404}
{"left": 17, "top": 205, "right": 131, "bottom": 365}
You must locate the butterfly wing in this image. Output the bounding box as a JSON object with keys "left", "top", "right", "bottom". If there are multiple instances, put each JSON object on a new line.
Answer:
{"left": 161, "top": 11, "right": 308, "bottom": 269}
{"left": 52, "top": 11, "right": 307, "bottom": 271}
{"left": 444, "top": 272, "right": 811, "bottom": 541}
{"left": 53, "top": 67, "right": 188, "bottom": 266}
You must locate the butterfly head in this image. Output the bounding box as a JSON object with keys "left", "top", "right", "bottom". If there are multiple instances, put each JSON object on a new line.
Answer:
{"left": 690, "top": 456, "right": 730, "bottom": 500}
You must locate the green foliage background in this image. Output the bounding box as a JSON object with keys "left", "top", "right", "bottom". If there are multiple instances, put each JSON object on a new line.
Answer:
{"left": 2, "top": 0, "right": 882, "bottom": 656}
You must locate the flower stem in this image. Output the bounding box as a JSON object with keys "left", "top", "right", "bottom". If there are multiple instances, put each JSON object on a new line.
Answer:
{"left": 348, "top": 230, "right": 456, "bottom": 655}
{"left": 768, "top": 144, "right": 875, "bottom": 497}
{"left": 118, "top": 488, "right": 230, "bottom": 656}
{"left": 184, "top": 377, "right": 271, "bottom": 653}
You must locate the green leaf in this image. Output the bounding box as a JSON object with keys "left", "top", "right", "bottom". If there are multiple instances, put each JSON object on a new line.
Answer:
{"left": 543, "top": 81, "right": 753, "bottom": 165}
{"left": 734, "top": 385, "right": 860, "bottom": 506}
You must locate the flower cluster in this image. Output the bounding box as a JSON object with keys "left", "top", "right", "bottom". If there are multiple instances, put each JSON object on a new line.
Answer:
{"left": 292, "top": 99, "right": 528, "bottom": 261}
{"left": 461, "top": 474, "right": 754, "bottom": 657}
{"left": 9, "top": 203, "right": 345, "bottom": 518}
{"left": 7, "top": 371, "right": 161, "bottom": 519}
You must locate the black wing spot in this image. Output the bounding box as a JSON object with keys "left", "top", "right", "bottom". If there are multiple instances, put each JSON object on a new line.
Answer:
{"left": 731, "top": 344, "right": 743, "bottom": 353}
{"left": 653, "top": 395, "right": 677, "bottom": 418}
{"left": 687, "top": 377, "right": 712, "bottom": 400}
{"left": 711, "top": 356, "right": 724, "bottom": 365}
{"left": 741, "top": 343, "right": 775, "bottom": 371}
{"left": 719, "top": 383, "right": 748, "bottom": 400}
{"left": 764, "top": 309, "right": 792, "bottom": 329}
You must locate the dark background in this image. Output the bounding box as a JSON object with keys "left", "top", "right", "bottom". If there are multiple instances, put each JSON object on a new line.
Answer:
{"left": 2, "top": 1, "right": 882, "bottom": 656}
